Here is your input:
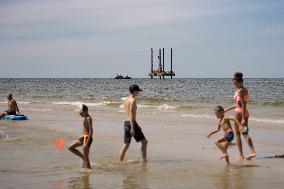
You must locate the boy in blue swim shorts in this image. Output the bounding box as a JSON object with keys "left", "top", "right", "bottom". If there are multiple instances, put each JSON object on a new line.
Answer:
{"left": 207, "top": 106, "right": 241, "bottom": 165}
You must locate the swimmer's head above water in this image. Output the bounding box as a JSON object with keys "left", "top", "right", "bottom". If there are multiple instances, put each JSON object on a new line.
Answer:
{"left": 75, "top": 104, "right": 89, "bottom": 117}
{"left": 129, "top": 84, "right": 142, "bottom": 97}
{"left": 232, "top": 72, "right": 244, "bottom": 88}
{"left": 214, "top": 106, "right": 224, "bottom": 119}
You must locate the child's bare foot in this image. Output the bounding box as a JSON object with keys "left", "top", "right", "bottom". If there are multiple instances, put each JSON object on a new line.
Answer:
{"left": 119, "top": 160, "right": 126, "bottom": 164}
{"left": 142, "top": 159, "right": 148, "bottom": 163}
{"left": 237, "top": 155, "right": 244, "bottom": 160}
{"left": 220, "top": 153, "right": 228, "bottom": 159}
{"left": 246, "top": 153, "right": 256, "bottom": 160}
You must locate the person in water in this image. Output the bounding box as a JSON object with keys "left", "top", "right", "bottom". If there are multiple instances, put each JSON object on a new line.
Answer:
{"left": 225, "top": 72, "right": 256, "bottom": 160}
{"left": 68, "top": 104, "right": 93, "bottom": 169}
{"left": 0, "top": 94, "right": 20, "bottom": 119}
{"left": 207, "top": 106, "right": 241, "bottom": 165}
{"left": 119, "top": 84, "right": 148, "bottom": 163}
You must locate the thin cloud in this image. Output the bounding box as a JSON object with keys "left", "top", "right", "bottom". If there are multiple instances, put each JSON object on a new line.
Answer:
{"left": 1, "top": 0, "right": 281, "bottom": 41}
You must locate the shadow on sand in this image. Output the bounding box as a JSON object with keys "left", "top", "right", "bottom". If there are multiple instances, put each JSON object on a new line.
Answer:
{"left": 262, "top": 154, "right": 284, "bottom": 159}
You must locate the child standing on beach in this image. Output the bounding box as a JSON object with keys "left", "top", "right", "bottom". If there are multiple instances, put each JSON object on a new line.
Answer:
{"left": 207, "top": 106, "right": 241, "bottom": 164}
{"left": 68, "top": 104, "right": 93, "bottom": 169}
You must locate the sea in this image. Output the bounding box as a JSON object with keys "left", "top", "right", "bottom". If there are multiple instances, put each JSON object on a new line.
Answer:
{"left": 1, "top": 78, "right": 283, "bottom": 124}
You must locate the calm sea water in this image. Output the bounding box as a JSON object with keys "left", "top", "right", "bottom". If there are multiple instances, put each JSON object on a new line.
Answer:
{"left": 0, "top": 78, "right": 283, "bottom": 123}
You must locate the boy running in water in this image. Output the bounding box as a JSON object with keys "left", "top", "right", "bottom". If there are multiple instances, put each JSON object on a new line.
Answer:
{"left": 207, "top": 106, "right": 241, "bottom": 164}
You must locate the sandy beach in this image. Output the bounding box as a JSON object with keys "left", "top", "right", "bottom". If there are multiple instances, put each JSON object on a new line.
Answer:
{"left": 1, "top": 101, "right": 284, "bottom": 189}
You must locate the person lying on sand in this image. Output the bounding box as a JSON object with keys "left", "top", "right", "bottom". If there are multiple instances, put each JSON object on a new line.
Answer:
{"left": 207, "top": 106, "right": 242, "bottom": 165}
{"left": 68, "top": 104, "right": 93, "bottom": 169}
{"left": 0, "top": 94, "right": 20, "bottom": 119}
{"left": 119, "top": 84, "right": 148, "bottom": 163}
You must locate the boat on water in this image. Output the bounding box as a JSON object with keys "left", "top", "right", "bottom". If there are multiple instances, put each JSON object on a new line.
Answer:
{"left": 114, "top": 74, "right": 132, "bottom": 79}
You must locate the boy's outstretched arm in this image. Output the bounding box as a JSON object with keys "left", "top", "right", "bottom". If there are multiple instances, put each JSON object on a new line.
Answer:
{"left": 207, "top": 124, "right": 221, "bottom": 138}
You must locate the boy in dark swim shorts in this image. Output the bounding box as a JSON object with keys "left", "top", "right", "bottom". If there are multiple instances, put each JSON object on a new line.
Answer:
{"left": 124, "top": 120, "right": 145, "bottom": 144}
{"left": 207, "top": 106, "right": 241, "bottom": 165}
{"left": 68, "top": 104, "right": 93, "bottom": 169}
{"left": 119, "top": 84, "right": 148, "bottom": 163}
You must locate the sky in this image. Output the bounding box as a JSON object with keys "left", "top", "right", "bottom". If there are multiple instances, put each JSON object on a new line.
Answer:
{"left": 0, "top": 0, "right": 283, "bottom": 78}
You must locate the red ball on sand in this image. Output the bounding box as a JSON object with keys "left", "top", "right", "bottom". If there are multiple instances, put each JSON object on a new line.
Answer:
{"left": 54, "top": 138, "right": 65, "bottom": 150}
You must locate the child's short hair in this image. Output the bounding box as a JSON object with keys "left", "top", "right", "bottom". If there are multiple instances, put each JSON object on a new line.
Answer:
{"left": 82, "top": 104, "right": 88, "bottom": 112}
{"left": 214, "top": 106, "right": 224, "bottom": 112}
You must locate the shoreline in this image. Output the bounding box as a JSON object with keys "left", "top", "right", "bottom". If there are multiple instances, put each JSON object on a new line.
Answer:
{"left": 2, "top": 102, "right": 284, "bottom": 127}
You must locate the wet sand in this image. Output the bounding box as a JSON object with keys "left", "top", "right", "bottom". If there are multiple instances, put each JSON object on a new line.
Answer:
{"left": 0, "top": 104, "right": 284, "bottom": 189}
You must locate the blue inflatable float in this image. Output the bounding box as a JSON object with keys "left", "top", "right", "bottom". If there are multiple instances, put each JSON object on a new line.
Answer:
{"left": 3, "top": 114, "right": 28, "bottom": 120}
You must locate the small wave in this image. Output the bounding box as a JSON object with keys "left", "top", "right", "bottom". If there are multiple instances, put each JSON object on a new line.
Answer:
{"left": 157, "top": 104, "right": 177, "bottom": 110}
{"left": 30, "top": 100, "right": 48, "bottom": 104}
{"left": 101, "top": 101, "right": 121, "bottom": 106}
{"left": 176, "top": 106, "right": 195, "bottom": 110}
{"left": 121, "top": 97, "right": 127, "bottom": 101}
{"left": 119, "top": 104, "right": 157, "bottom": 109}
{"left": 119, "top": 103, "right": 177, "bottom": 110}
{"left": 138, "top": 103, "right": 177, "bottom": 110}
{"left": 138, "top": 104, "right": 158, "bottom": 108}
{"left": 31, "top": 108, "right": 53, "bottom": 111}
{"left": 51, "top": 101, "right": 119, "bottom": 107}
{"left": 140, "top": 96, "right": 182, "bottom": 102}
{"left": 180, "top": 114, "right": 284, "bottom": 124}
{"left": 181, "top": 114, "right": 214, "bottom": 119}
{"left": 51, "top": 101, "right": 101, "bottom": 106}
{"left": 250, "top": 117, "right": 284, "bottom": 124}
{"left": 17, "top": 101, "right": 31, "bottom": 105}
{"left": 79, "top": 96, "right": 95, "bottom": 100}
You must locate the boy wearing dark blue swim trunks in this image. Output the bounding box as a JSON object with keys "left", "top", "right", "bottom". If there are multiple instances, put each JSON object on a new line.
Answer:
{"left": 207, "top": 106, "right": 241, "bottom": 165}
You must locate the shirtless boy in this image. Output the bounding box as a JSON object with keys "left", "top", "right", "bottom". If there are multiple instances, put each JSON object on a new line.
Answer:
{"left": 207, "top": 106, "right": 241, "bottom": 164}
{"left": 0, "top": 94, "right": 20, "bottom": 119}
{"left": 68, "top": 104, "right": 93, "bottom": 169}
{"left": 119, "top": 84, "right": 148, "bottom": 162}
